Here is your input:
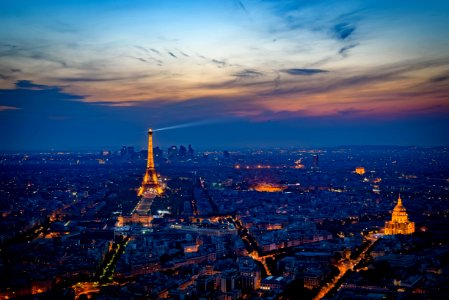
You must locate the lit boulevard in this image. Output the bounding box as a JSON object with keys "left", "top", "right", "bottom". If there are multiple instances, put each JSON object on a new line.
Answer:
{"left": 313, "top": 235, "right": 378, "bottom": 300}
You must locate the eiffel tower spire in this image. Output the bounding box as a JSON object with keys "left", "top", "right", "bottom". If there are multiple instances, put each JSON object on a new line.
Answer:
{"left": 147, "top": 128, "right": 155, "bottom": 169}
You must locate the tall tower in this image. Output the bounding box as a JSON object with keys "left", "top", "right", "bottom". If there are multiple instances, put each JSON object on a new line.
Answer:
{"left": 138, "top": 129, "right": 163, "bottom": 197}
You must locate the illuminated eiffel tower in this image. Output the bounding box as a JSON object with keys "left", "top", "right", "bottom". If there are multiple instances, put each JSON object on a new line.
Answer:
{"left": 138, "top": 129, "right": 163, "bottom": 198}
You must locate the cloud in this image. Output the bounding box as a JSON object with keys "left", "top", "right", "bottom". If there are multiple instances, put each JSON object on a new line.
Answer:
{"left": 235, "top": 0, "right": 249, "bottom": 14}
{"left": 150, "top": 48, "right": 161, "bottom": 55}
{"left": 176, "top": 49, "right": 189, "bottom": 57}
{"left": 281, "top": 68, "right": 328, "bottom": 76}
{"left": 212, "top": 59, "right": 227, "bottom": 67}
{"left": 135, "top": 45, "right": 150, "bottom": 54}
{"left": 273, "top": 72, "right": 281, "bottom": 90}
{"left": 167, "top": 51, "right": 177, "bottom": 58}
{"left": 16, "top": 80, "right": 50, "bottom": 89}
{"left": 129, "top": 54, "right": 163, "bottom": 65}
{"left": 56, "top": 73, "right": 152, "bottom": 83}
{"left": 233, "top": 69, "right": 263, "bottom": 78}
{"left": 337, "top": 108, "right": 372, "bottom": 117}
{"left": 29, "top": 52, "right": 68, "bottom": 68}
{"left": 133, "top": 57, "right": 148, "bottom": 63}
{"left": 338, "top": 43, "right": 359, "bottom": 57}
{"left": 429, "top": 73, "right": 449, "bottom": 83}
{"left": 333, "top": 22, "right": 355, "bottom": 40}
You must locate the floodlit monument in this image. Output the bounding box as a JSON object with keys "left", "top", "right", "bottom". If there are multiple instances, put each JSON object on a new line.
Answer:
{"left": 384, "top": 195, "right": 415, "bottom": 235}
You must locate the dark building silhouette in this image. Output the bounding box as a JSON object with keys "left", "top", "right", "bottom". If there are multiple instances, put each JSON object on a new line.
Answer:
{"left": 168, "top": 145, "right": 178, "bottom": 159}
{"left": 153, "top": 146, "right": 163, "bottom": 160}
{"left": 120, "top": 146, "right": 135, "bottom": 160}
{"left": 312, "top": 154, "right": 319, "bottom": 169}
{"left": 188, "top": 144, "right": 194, "bottom": 156}
{"left": 179, "top": 145, "right": 187, "bottom": 157}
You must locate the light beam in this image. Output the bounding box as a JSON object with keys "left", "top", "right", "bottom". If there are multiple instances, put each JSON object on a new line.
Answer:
{"left": 153, "top": 120, "right": 222, "bottom": 132}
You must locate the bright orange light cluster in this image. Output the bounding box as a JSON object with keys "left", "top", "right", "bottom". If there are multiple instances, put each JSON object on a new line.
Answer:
{"left": 355, "top": 167, "right": 365, "bottom": 175}
{"left": 252, "top": 183, "right": 286, "bottom": 192}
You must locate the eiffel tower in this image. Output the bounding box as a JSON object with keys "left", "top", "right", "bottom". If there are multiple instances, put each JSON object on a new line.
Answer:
{"left": 138, "top": 129, "right": 163, "bottom": 198}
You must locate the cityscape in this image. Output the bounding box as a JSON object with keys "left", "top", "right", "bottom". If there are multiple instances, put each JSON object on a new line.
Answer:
{"left": 1, "top": 1, "right": 449, "bottom": 300}
{"left": 1, "top": 136, "right": 448, "bottom": 299}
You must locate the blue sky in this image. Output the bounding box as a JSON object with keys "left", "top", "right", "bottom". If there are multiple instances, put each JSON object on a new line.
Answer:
{"left": 1, "top": 0, "right": 449, "bottom": 150}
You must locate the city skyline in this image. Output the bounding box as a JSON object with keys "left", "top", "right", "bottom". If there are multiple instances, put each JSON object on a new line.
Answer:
{"left": 1, "top": 0, "right": 449, "bottom": 150}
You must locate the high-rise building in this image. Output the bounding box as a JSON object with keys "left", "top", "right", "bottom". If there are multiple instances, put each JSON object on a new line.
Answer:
{"left": 384, "top": 195, "right": 415, "bottom": 235}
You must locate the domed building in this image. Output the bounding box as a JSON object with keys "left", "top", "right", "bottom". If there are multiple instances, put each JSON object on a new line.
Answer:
{"left": 384, "top": 195, "right": 415, "bottom": 235}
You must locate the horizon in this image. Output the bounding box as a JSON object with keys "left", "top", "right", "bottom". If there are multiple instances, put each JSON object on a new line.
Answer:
{"left": 1, "top": 143, "right": 447, "bottom": 154}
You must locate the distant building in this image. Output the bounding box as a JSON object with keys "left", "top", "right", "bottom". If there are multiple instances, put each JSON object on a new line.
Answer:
{"left": 355, "top": 166, "right": 365, "bottom": 175}
{"left": 100, "top": 150, "right": 111, "bottom": 156}
{"left": 168, "top": 145, "right": 178, "bottom": 159}
{"left": 312, "top": 154, "right": 319, "bottom": 169}
{"left": 188, "top": 144, "right": 194, "bottom": 156}
{"left": 384, "top": 195, "right": 415, "bottom": 235}
{"left": 179, "top": 145, "right": 187, "bottom": 157}
{"left": 153, "top": 146, "right": 163, "bottom": 159}
{"left": 120, "top": 146, "right": 135, "bottom": 160}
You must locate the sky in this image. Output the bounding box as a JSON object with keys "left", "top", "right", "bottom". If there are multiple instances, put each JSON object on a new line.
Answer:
{"left": 1, "top": 0, "right": 449, "bottom": 150}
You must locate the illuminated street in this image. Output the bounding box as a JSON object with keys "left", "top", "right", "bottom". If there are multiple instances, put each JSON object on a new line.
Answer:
{"left": 313, "top": 235, "right": 378, "bottom": 300}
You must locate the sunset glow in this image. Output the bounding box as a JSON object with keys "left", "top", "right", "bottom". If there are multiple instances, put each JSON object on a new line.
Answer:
{"left": 1, "top": 0, "right": 449, "bottom": 149}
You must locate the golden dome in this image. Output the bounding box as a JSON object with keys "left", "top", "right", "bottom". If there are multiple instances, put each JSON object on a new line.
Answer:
{"left": 393, "top": 195, "right": 406, "bottom": 213}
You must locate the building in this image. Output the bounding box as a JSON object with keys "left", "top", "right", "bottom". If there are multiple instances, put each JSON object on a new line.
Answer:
{"left": 260, "top": 276, "right": 289, "bottom": 293}
{"left": 220, "top": 270, "right": 238, "bottom": 293}
{"left": 238, "top": 257, "right": 261, "bottom": 292}
{"left": 355, "top": 166, "right": 365, "bottom": 175}
{"left": 384, "top": 195, "right": 415, "bottom": 235}
{"left": 196, "top": 275, "right": 215, "bottom": 298}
